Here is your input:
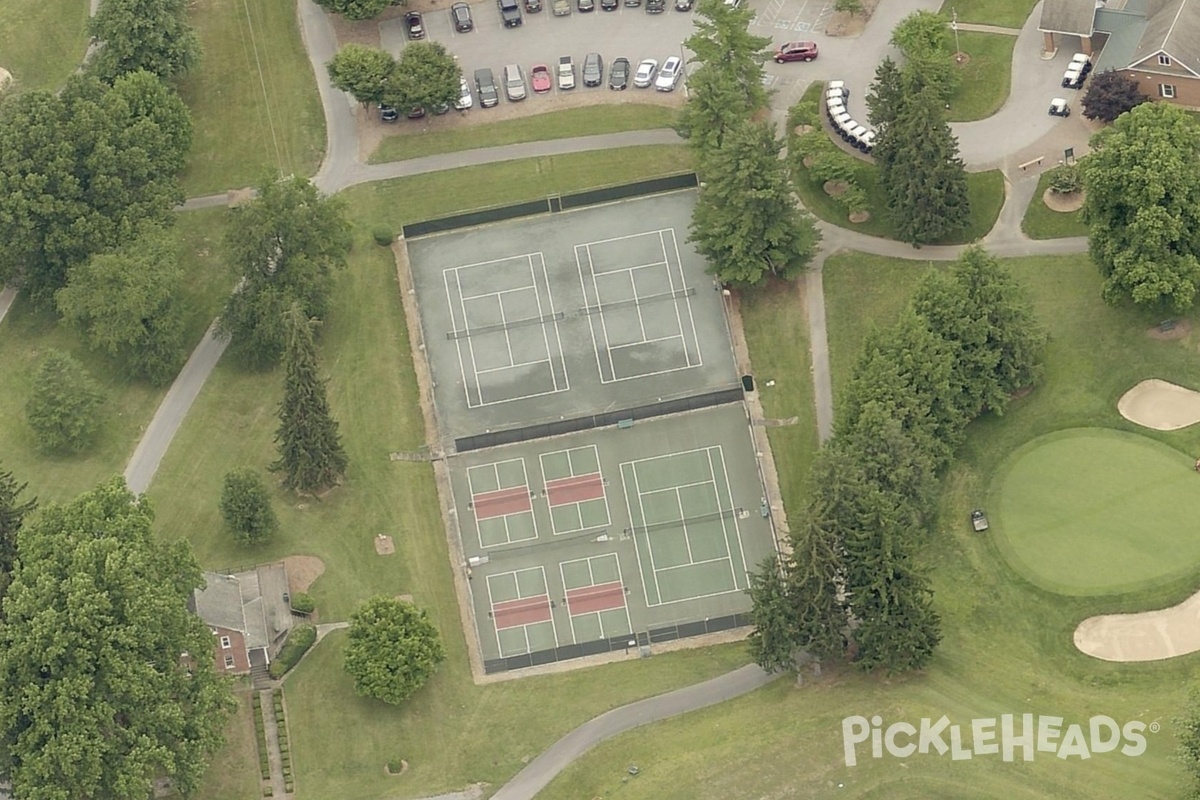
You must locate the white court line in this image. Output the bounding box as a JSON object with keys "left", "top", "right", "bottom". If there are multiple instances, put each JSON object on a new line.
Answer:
{"left": 585, "top": 245, "right": 619, "bottom": 381}
{"left": 602, "top": 362, "right": 700, "bottom": 384}
{"left": 460, "top": 283, "right": 537, "bottom": 301}
{"left": 622, "top": 461, "right": 663, "bottom": 607}
{"left": 659, "top": 230, "right": 689, "bottom": 356}
{"left": 558, "top": 553, "right": 632, "bottom": 643}
{"left": 456, "top": 269, "right": 486, "bottom": 408}
{"left": 665, "top": 229, "right": 703, "bottom": 369}
{"left": 528, "top": 254, "right": 568, "bottom": 393}
{"left": 653, "top": 585, "right": 742, "bottom": 605}
{"left": 655, "top": 556, "right": 733, "bottom": 573}
{"left": 575, "top": 243, "right": 608, "bottom": 385}
{"left": 639, "top": 477, "right": 723, "bottom": 494}
{"left": 495, "top": 293, "right": 517, "bottom": 368}
{"left": 711, "top": 445, "right": 749, "bottom": 582}
{"left": 701, "top": 445, "right": 740, "bottom": 589}
{"left": 674, "top": 487, "right": 696, "bottom": 563}
{"left": 628, "top": 270, "right": 649, "bottom": 342}
{"left": 451, "top": 252, "right": 544, "bottom": 272}
{"left": 608, "top": 334, "right": 686, "bottom": 351}
{"left": 444, "top": 268, "right": 479, "bottom": 408}
{"left": 578, "top": 228, "right": 675, "bottom": 251}
{"left": 539, "top": 254, "right": 570, "bottom": 393}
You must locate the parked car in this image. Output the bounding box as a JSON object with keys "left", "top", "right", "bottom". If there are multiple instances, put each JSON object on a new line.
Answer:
{"left": 624, "top": 0, "right": 641, "bottom": 7}
{"left": 1049, "top": 97, "right": 1071, "bottom": 117}
{"left": 455, "top": 77, "right": 473, "bottom": 110}
{"left": 633, "top": 58, "right": 657, "bottom": 88}
{"left": 525, "top": 0, "right": 542, "bottom": 10}
{"left": 578, "top": 0, "right": 596, "bottom": 11}
{"left": 406, "top": 106, "right": 426, "bottom": 119}
{"left": 379, "top": 104, "right": 399, "bottom": 121}
{"left": 583, "top": 52, "right": 604, "bottom": 87}
{"left": 609, "top": 57, "right": 630, "bottom": 90}
{"left": 602, "top": 0, "right": 619, "bottom": 9}
{"left": 474, "top": 68, "right": 499, "bottom": 107}
{"left": 775, "top": 41, "right": 818, "bottom": 63}
{"left": 558, "top": 55, "right": 576, "bottom": 89}
{"left": 675, "top": 0, "right": 694, "bottom": 9}
{"left": 655, "top": 55, "right": 682, "bottom": 91}
{"left": 553, "top": 0, "right": 571, "bottom": 15}
{"left": 404, "top": 11, "right": 425, "bottom": 39}
{"left": 970, "top": 509, "right": 989, "bottom": 532}
{"left": 531, "top": 64, "right": 552, "bottom": 93}
{"left": 450, "top": 2, "right": 473, "bottom": 31}
{"left": 646, "top": 0, "right": 665, "bottom": 12}
{"left": 503, "top": 63, "right": 527, "bottom": 101}
{"left": 498, "top": 0, "right": 523, "bottom": 26}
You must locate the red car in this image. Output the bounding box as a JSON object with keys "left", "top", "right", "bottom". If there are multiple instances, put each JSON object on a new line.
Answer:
{"left": 774, "top": 41, "right": 818, "bottom": 63}
{"left": 531, "top": 64, "right": 552, "bottom": 93}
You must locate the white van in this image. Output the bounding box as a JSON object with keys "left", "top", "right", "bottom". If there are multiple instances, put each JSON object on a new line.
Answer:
{"left": 503, "top": 64, "right": 526, "bottom": 101}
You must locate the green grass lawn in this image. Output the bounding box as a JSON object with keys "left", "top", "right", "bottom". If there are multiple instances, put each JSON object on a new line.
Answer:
{"left": 995, "top": 428, "right": 1200, "bottom": 595}
{"left": 946, "top": 32, "right": 1015, "bottom": 122}
{"left": 0, "top": 211, "right": 235, "bottom": 505}
{"left": 739, "top": 279, "right": 819, "bottom": 520}
{"left": 1022, "top": 171, "right": 1088, "bottom": 239}
{"left": 538, "top": 250, "right": 1200, "bottom": 798}
{"left": 369, "top": 104, "right": 678, "bottom": 164}
{"left": 187, "top": 688, "right": 262, "bottom": 799}
{"left": 0, "top": 0, "right": 88, "bottom": 93}
{"left": 148, "top": 147, "right": 802, "bottom": 799}
{"left": 940, "top": 0, "right": 1038, "bottom": 28}
{"left": 176, "top": 0, "right": 324, "bottom": 196}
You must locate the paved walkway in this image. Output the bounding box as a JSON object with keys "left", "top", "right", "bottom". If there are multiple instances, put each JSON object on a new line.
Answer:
{"left": 0, "top": 287, "right": 16, "bottom": 328}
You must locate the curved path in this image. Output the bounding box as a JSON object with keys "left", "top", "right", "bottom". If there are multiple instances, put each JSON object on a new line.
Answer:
{"left": 88, "top": 2, "right": 1099, "bottom": 797}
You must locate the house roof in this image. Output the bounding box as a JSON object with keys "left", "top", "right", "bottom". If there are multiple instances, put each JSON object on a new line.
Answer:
{"left": 1128, "top": 0, "right": 1200, "bottom": 75}
{"left": 193, "top": 565, "right": 292, "bottom": 651}
{"left": 1039, "top": 0, "right": 1097, "bottom": 36}
{"left": 1093, "top": 8, "right": 1150, "bottom": 71}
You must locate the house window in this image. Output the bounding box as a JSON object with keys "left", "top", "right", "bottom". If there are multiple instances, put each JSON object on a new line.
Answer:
{"left": 223, "top": 655, "right": 235, "bottom": 669}
{"left": 1159, "top": 54, "right": 1172, "bottom": 66}
{"left": 1160, "top": 84, "right": 1177, "bottom": 98}
{"left": 220, "top": 635, "right": 232, "bottom": 649}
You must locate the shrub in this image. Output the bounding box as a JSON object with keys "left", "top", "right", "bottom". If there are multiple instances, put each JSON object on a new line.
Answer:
{"left": 263, "top": 787, "right": 273, "bottom": 797}
{"left": 289, "top": 592, "right": 315, "bottom": 614}
{"left": 220, "top": 468, "right": 279, "bottom": 545}
{"left": 372, "top": 226, "right": 394, "bottom": 246}
{"left": 1047, "top": 164, "right": 1082, "bottom": 195}
{"left": 268, "top": 625, "right": 317, "bottom": 679}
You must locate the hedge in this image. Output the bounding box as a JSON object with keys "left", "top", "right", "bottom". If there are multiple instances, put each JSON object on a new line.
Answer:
{"left": 269, "top": 626, "right": 316, "bottom": 679}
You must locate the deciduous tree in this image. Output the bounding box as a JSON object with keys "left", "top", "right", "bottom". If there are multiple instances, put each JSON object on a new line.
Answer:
{"left": 271, "top": 305, "right": 349, "bottom": 494}
{"left": 220, "top": 468, "right": 278, "bottom": 545}
{"left": 689, "top": 120, "right": 820, "bottom": 285}
{"left": 1082, "top": 101, "right": 1200, "bottom": 311}
{"left": 55, "top": 224, "right": 187, "bottom": 385}
{"left": 343, "top": 596, "right": 445, "bottom": 705}
{"left": 25, "top": 351, "right": 106, "bottom": 455}
{"left": 0, "top": 72, "right": 190, "bottom": 303}
{"left": 218, "top": 176, "right": 351, "bottom": 368}
{"left": 0, "top": 478, "right": 233, "bottom": 799}
{"left": 88, "top": 0, "right": 200, "bottom": 82}
{"left": 327, "top": 44, "right": 397, "bottom": 107}
{"left": 1081, "top": 69, "right": 1149, "bottom": 123}
{"left": 384, "top": 41, "right": 462, "bottom": 115}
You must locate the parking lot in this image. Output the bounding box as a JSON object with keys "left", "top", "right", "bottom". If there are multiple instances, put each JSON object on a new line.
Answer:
{"left": 380, "top": 1, "right": 698, "bottom": 105}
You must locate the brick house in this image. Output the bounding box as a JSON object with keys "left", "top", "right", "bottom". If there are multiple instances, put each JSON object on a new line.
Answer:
{"left": 189, "top": 564, "right": 293, "bottom": 676}
{"left": 1040, "top": 0, "right": 1200, "bottom": 107}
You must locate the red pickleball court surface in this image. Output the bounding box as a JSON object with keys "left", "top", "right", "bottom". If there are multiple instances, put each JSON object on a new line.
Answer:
{"left": 492, "top": 595, "right": 553, "bottom": 628}
{"left": 473, "top": 486, "right": 534, "bottom": 518}
{"left": 546, "top": 473, "right": 606, "bottom": 505}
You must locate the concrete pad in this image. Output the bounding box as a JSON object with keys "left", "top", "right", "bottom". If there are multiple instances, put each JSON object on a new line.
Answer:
{"left": 1117, "top": 379, "right": 1200, "bottom": 431}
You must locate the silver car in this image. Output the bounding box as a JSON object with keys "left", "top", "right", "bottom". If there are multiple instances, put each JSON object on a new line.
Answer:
{"left": 633, "top": 58, "right": 658, "bottom": 88}
{"left": 503, "top": 63, "right": 527, "bottom": 101}
{"left": 655, "top": 56, "right": 682, "bottom": 91}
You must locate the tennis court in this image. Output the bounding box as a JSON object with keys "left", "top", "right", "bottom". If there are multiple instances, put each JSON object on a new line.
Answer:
{"left": 404, "top": 191, "right": 739, "bottom": 445}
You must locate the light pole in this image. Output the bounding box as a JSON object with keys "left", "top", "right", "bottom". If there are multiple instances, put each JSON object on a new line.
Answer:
{"left": 952, "top": 8, "right": 961, "bottom": 57}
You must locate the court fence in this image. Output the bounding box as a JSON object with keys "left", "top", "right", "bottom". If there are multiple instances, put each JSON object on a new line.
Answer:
{"left": 483, "top": 612, "right": 751, "bottom": 675}
{"left": 401, "top": 173, "right": 699, "bottom": 238}
{"left": 454, "top": 385, "right": 744, "bottom": 453}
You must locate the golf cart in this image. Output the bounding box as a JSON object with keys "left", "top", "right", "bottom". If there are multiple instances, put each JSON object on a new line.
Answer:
{"left": 970, "top": 509, "right": 989, "bottom": 532}
{"left": 1049, "top": 97, "right": 1071, "bottom": 117}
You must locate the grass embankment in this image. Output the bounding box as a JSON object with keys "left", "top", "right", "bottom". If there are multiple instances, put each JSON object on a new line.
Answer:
{"left": 538, "top": 250, "right": 1200, "bottom": 798}
{"left": 939, "top": 0, "right": 1038, "bottom": 28}
{"left": 177, "top": 0, "right": 325, "bottom": 196}
{"left": 369, "top": 105, "right": 678, "bottom": 163}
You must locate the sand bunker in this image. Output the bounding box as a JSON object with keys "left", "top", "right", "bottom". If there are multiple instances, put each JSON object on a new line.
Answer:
{"left": 1075, "top": 591, "right": 1200, "bottom": 661}
{"left": 1117, "top": 379, "right": 1200, "bottom": 431}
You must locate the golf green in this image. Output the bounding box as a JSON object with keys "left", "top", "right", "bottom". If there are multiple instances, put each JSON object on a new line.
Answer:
{"left": 994, "top": 428, "right": 1200, "bottom": 596}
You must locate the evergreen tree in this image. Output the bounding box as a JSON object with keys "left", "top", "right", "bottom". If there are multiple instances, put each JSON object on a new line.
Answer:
{"left": 271, "top": 304, "right": 348, "bottom": 494}
{"left": 0, "top": 465, "right": 36, "bottom": 604}
{"left": 874, "top": 84, "right": 970, "bottom": 245}
{"left": 689, "top": 120, "right": 820, "bottom": 285}
{"left": 746, "top": 555, "right": 799, "bottom": 672}
{"left": 25, "top": 351, "right": 107, "bottom": 455}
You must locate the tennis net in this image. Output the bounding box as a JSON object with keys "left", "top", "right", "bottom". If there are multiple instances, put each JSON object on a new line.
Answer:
{"left": 446, "top": 311, "right": 565, "bottom": 340}
{"left": 579, "top": 287, "right": 696, "bottom": 316}
{"left": 625, "top": 507, "right": 742, "bottom": 536}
